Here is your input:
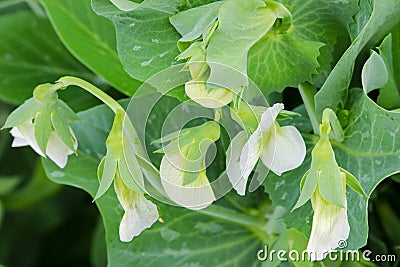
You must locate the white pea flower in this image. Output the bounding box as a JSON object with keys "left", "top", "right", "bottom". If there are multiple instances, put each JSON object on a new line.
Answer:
{"left": 114, "top": 174, "right": 158, "bottom": 242}
{"left": 94, "top": 112, "right": 159, "bottom": 242}
{"left": 293, "top": 108, "right": 366, "bottom": 261}
{"left": 160, "top": 148, "right": 216, "bottom": 210}
{"left": 229, "top": 103, "right": 306, "bottom": 195}
{"left": 11, "top": 121, "right": 77, "bottom": 168}
{"left": 157, "top": 121, "right": 219, "bottom": 209}
{"left": 3, "top": 84, "right": 79, "bottom": 168}
{"left": 306, "top": 174, "right": 349, "bottom": 261}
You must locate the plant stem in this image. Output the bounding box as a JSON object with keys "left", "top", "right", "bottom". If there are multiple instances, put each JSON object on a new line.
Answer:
{"left": 26, "top": 0, "right": 46, "bottom": 18}
{"left": 298, "top": 83, "right": 320, "bottom": 134}
{"left": 198, "top": 204, "right": 267, "bottom": 230}
{"left": 57, "top": 76, "right": 124, "bottom": 114}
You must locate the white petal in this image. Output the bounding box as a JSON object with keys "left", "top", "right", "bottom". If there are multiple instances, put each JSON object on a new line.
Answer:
{"left": 11, "top": 136, "right": 29, "bottom": 147}
{"left": 11, "top": 122, "right": 45, "bottom": 156}
{"left": 160, "top": 150, "right": 216, "bottom": 210}
{"left": 259, "top": 103, "right": 284, "bottom": 133}
{"left": 185, "top": 80, "right": 233, "bottom": 108}
{"left": 260, "top": 125, "right": 306, "bottom": 176}
{"left": 239, "top": 128, "right": 263, "bottom": 184}
{"left": 114, "top": 179, "right": 159, "bottom": 242}
{"left": 306, "top": 187, "right": 350, "bottom": 261}
{"left": 46, "top": 131, "right": 74, "bottom": 168}
{"left": 226, "top": 131, "right": 248, "bottom": 195}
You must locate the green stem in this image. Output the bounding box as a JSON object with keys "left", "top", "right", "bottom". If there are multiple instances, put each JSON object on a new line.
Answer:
{"left": 58, "top": 76, "right": 124, "bottom": 114}
{"left": 298, "top": 83, "right": 320, "bottom": 134}
{"left": 26, "top": 0, "right": 46, "bottom": 17}
{"left": 198, "top": 204, "right": 268, "bottom": 230}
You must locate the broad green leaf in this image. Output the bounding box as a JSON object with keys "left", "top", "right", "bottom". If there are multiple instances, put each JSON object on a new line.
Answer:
{"left": 377, "top": 34, "right": 400, "bottom": 109}
{"left": 90, "top": 219, "right": 107, "bottom": 267}
{"left": 109, "top": 0, "right": 139, "bottom": 11}
{"left": 40, "top": 0, "right": 141, "bottom": 96}
{"left": 206, "top": 0, "right": 277, "bottom": 88}
{"left": 361, "top": 51, "right": 388, "bottom": 94}
{"left": 315, "top": 0, "right": 400, "bottom": 117}
{"left": 248, "top": 0, "right": 358, "bottom": 94}
{"left": 265, "top": 89, "right": 400, "bottom": 251}
{"left": 349, "top": 0, "right": 373, "bottom": 40}
{"left": 42, "top": 101, "right": 269, "bottom": 266}
{"left": 91, "top": 0, "right": 218, "bottom": 82}
{"left": 392, "top": 22, "right": 400, "bottom": 90}
{"left": 0, "top": 11, "right": 93, "bottom": 105}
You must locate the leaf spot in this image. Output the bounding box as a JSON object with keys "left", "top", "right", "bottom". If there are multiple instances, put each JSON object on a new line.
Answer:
{"left": 141, "top": 58, "right": 153, "bottom": 67}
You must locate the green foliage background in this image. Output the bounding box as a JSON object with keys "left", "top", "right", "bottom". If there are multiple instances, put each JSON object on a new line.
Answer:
{"left": 0, "top": 0, "right": 399, "bottom": 266}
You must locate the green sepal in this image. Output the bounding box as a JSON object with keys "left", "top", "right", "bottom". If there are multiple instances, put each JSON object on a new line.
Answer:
{"left": 341, "top": 168, "right": 367, "bottom": 197}
{"left": 94, "top": 155, "right": 117, "bottom": 201}
{"left": 169, "top": 1, "right": 222, "bottom": 43}
{"left": 276, "top": 110, "right": 301, "bottom": 121}
{"left": 51, "top": 110, "right": 76, "bottom": 152}
{"left": 117, "top": 158, "right": 142, "bottom": 193}
{"left": 56, "top": 100, "right": 79, "bottom": 122}
{"left": 2, "top": 98, "right": 40, "bottom": 129}
{"left": 151, "top": 128, "right": 190, "bottom": 145}
{"left": 292, "top": 170, "right": 316, "bottom": 211}
{"left": 231, "top": 103, "right": 265, "bottom": 133}
{"left": 314, "top": 139, "right": 345, "bottom": 208}
{"left": 34, "top": 107, "right": 52, "bottom": 155}
{"left": 135, "top": 153, "right": 160, "bottom": 177}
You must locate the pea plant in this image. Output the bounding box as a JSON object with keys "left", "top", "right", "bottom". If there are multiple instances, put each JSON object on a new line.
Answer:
{"left": 0, "top": 0, "right": 400, "bottom": 266}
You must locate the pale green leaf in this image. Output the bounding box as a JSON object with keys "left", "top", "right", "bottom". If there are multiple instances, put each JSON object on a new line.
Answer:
{"left": 0, "top": 11, "right": 93, "bottom": 105}
{"left": 206, "top": 0, "right": 277, "bottom": 88}
{"left": 248, "top": 0, "right": 359, "bottom": 93}
{"left": 91, "top": 0, "right": 219, "bottom": 82}
{"left": 40, "top": 0, "right": 141, "bottom": 95}
{"left": 315, "top": 0, "right": 400, "bottom": 117}
{"left": 362, "top": 50, "right": 388, "bottom": 93}
{"left": 377, "top": 34, "right": 400, "bottom": 109}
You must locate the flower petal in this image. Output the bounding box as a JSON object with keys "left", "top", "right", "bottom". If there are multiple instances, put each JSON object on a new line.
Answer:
{"left": 114, "top": 177, "right": 158, "bottom": 242}
{"left": 46, "top": 131, "right": 75, "bottom": 168}
{"left": 226, "top": 131, "right": 248, "bottom": 195}
{"left": 160, "top": 151, "right": 216, "bottom": 210}
{"left": 259, "top": 103, "right": 284, "bottom": 133}
{"left": 11, "top": 122, "right": 44, "bottom": 157}
{"left": 306, "top": 185, "right": 350, "bottom": 261}
{"left": 260, "top": 125, "right": 306, "bottom": 176}
{"left": 11, "top": 136, "right": 29, "bottom": 147}
{"left": 239, "top": 128, "right": 263, "bottom": 182}
{"left": 185, "top": 80, "right": 232, "bottom": 108}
